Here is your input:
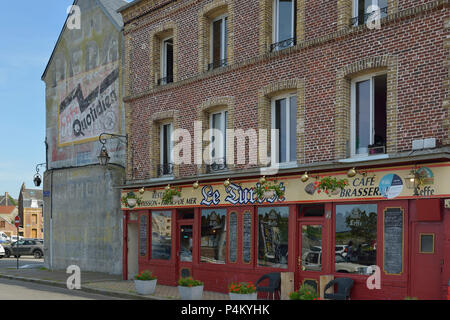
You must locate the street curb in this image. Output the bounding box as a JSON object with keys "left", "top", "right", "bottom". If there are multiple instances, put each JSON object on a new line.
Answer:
{"left": 0, "top": 273, "right": 166, "bottom": 300}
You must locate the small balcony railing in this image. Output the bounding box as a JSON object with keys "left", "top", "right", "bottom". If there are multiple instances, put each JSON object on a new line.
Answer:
{"left": 157, "top": 163, "right": 174, "bottom": 176}
{"left": 207, "top": 59, "right": 227, "bottom": 71}
{"left": 157, "top": 74, "right": 174, "bottom": 86}
{"left": 205, "top": 157, "right": 227, "bottom": 173}
{"left": 350, "top": 7, "right": 388, "bottom": 26}
{"left": 270, "top": 37, "right": 296, "bottom": 52}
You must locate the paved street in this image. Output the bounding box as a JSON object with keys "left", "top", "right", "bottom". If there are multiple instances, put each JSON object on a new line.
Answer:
{"left": 0, "top": 257, "right": 44, "bottom": 269}
{"left": 0, "top": 278, "right": 122, "bottom": 300}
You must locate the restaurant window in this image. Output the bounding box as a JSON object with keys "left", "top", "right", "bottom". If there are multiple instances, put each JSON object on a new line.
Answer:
{"left": 271, "top": 0, "right": 296, "bottom": 51}
{"left": 207, "top": 110, "right": 228, "bottom": 172}
{"left": 159, "top": 123, "right": 173, "bottom": 176}
{"left": 159, "top": 37, "right": 173, "bottom": 85}
{"left": 257, "top": 206, "right": 289, "bottom": 268}
{"left": 352, "top": 0, "right": 387, "bottom": 26}
{"left": 272, "top": 94, "right": 297, "bottom": 164}
{"left": 201, "top": 209, "right": 227, "bottom": 264}
{"left": 209, "top": 15, "right": 228, "bottom": 70}
{"left": 335, "top": 204, "right": 377, "bottom": 275}
{"left": 351, "top": 73, "right": 387, "bottom": 157}
{"left": 151, "top": 211, "right": 172, "bottom": 260}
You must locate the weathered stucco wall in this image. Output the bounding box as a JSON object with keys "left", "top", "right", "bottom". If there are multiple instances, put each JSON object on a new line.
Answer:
{"left": 44, "top": 165, "right": 124, "bottom": 274}
{"left": 43, "top": 0, "right": 125, "bottom": 169}
{"left": 42, "top": 0, "right": 126, "bottom": 275}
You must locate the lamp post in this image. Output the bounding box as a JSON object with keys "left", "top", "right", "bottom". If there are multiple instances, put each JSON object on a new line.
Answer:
{"left": 98, "top": 132, "right": 128, "bottom": 166}
{"left": 33, "top": 163, "right": 46, "bottom": 187}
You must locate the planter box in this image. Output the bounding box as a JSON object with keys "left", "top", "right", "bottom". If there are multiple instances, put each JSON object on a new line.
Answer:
{"left": 178, "top": 285, "right": 204, "bottom": 300}
{"left": 134, "top": 279, "right": 157, "bottom": 295}
{"left": 229, "top": 293, "right": 258, "bottom": 300}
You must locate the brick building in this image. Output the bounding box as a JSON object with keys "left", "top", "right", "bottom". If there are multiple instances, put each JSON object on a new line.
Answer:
{"left": 118, "top": 0, "right": 450, "bottom": 299}
{"left": 18, "top": 183, "right": 43, "bottom": 239}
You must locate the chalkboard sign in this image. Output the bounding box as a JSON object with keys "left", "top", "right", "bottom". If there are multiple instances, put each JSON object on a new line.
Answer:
{"left": 228, "top": 213, "right": 237, "bottom": 263}
{"left": 383, "top": 208, "right": 403, "bottom": 274}
{"left": 140, "top": 215, "right": 148, "bottom": 257}
{"left": 243, "top": 212, "right": 252, "bottom": 263}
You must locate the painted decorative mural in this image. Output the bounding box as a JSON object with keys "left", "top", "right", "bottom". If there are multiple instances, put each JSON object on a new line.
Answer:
{"left": 58, "top": 61, "right": 120, "bottom": 146}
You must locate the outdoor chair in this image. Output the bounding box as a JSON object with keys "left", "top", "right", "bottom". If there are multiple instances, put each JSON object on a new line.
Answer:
{"left": 256, "top": 272, "right": 281, "bottom": 300}
{"left": 324, "top": 278, "right": 354, "bottom": 300}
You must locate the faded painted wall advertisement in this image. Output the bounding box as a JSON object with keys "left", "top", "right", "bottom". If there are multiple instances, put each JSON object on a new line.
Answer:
{"left": 58, "top": 62, "right": 120, "bottom": 146}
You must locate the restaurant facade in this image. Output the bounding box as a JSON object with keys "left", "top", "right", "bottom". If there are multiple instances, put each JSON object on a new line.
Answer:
{"left": 117, "top": 0, "right": 450, "bottom": 299}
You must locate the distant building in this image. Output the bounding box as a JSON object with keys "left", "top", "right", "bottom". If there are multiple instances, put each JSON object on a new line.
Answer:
{"left": 0, "top": 192, "right": 19, "bottom": 226}
{"left": 18, "top": 183, "right": 43, "bottom": 239}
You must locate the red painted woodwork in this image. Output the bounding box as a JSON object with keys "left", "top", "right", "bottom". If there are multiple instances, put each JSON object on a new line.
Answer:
{"left": 417, "top": 199, "right": 442, "bottom": 222}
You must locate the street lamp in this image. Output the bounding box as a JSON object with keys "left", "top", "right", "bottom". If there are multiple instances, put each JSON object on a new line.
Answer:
{"left": 33, "top": 163, "right": 46, "bottom": 187}
{"left": 98, "top": 132, "right": 128, "bottom": 166}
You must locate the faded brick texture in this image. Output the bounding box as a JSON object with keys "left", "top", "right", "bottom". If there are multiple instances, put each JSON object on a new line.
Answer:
{"left": 120, "top": 0, "right": 450, "bottom": 181}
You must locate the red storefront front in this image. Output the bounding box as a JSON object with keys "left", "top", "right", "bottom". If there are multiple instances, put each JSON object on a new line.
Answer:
{"left": 121, "top": 161, "right": 450, "bottom": 300}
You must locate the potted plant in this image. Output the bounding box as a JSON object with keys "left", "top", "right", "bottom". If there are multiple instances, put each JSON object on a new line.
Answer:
{"left": 162, "top": 186, "right": 182, "bottom": 204}
{"left": 134, "top": 270, "right": 157, "bottom": 295}
{"left": 314, "top": 176, "right": 348, "bottom": 196}
{"left": 178, "top": 277, "right": 204, "bottom": 300}
{"left": 254, "top": 180, "right": 285, "bottom": 200}
{"left": 228, "top": 282, "right": 257, "bottom": 300}
{"left": 121, "top": 191, "right": 142, "bottom": 208}
{"left": 289, "top": 283, "right": 320, "bottom": 300}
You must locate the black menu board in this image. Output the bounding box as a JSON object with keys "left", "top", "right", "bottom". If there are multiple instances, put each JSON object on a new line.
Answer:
{"left": 243, "top": 212, "right": 252, "bottom": 263}
{"left": 383, "top": 208, "right": 403, "bottom": 274}
{"left": 228, "top": 213, "right": 237, "bottom": 263}
{"left": 140, "top": 215, "right": 148, "bottom": 257}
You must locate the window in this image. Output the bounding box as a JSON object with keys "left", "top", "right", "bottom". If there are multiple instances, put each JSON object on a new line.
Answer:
{"left": 159, "top": 37, "right": 173, "bottom": 85}
{"left": 209, "top": 15, "right": 228, "bottom": 70}
{"left": 159, "top": 123, "right": 173, "bottom": 176}
{"left": 352, "top": 0, "right": 388, "bottom": 26}
{"left": 201, "top": 209, "right": 227, "bottom": 264}
{"left": 419, "top": 234, "right": 434, "bottom": 254}
{"left": 32, "top": 214, "right": 37, "bottom": 224}
{"left": 0, "top": 221, "right": 5, "bottom": 228}
{"left": 351, "top": 73, "right": 387, "bottom": 157}
{"left": 151, "top": 211, "right": 172, "bottom": 260}
{"left": 207, "top": 110, "right": 228, "bottom": 172}
{"left": 272, "top": 0, "right": 295, "bottom": 51}
{"left": 257, "top": 206, "right": 289, "bottom": 269}
{"left": 32, "top": 229, "right": 37, "bottom": 239}
{"left": 301, "top": 225, "right": 323, "bottom": 271}
{"left": 272, "top": 94, "right": 297, "bottom": 164}
{"left": 335, "top": 204, "right": 377, "bottom": 275}
{"left": 299, "top": 204, "right": 325, "bottom": 217}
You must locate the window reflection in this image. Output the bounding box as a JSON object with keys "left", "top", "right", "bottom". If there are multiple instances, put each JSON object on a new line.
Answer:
{"left": 335, "top": 204, "right": 377, "bottom": 275}
{"left": 257, "top": 207, "right": 289, "bottom": 269}
{"left": 180, "top": 225, "right": 193, "bottom": 262}
{"left": 301, "top": 225, "right": 322, "bottom": 271}
{"left": 201, "top": 209, "right": 227, "bottom": 264}
{"left": 151, "top": 211, "right": 172, "bottom": 260}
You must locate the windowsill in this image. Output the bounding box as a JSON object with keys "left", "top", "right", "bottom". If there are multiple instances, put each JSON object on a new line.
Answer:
{"left": 275, "top": 161, "right": 298, "bottom": 169}
{"left": 338, "top": 154, "right": 389, "bottom": 163}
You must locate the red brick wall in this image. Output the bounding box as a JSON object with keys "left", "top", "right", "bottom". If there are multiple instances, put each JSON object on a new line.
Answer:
{"left": 123, "top": 0, "right": 449, "bottom": 180}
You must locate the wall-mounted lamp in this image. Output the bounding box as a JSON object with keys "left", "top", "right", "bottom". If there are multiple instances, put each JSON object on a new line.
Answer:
{"left": 33, "top": 163, "right": 46, "bottom": 187}
{"left": 405, "top": 169, "right": 422, "bottom": 196}
{"left": 193, "top": 181, "right": 200, "bottom": 189}
{"left": 98, "top": 132, "right": 128, "bottom": 166}
{"left": 301, "top": 172, "right": 309, "bottom": 182}
{"left": 224, "top": 178, "right": 231, "bottom": 188}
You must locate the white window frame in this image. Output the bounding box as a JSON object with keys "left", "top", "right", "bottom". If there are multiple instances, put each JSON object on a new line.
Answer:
{"left": 209, "top": 110, "right": 227, "bottom": 163}
{"left": 160, "top": 122, "right": 173, "bottom": 174}
{"left": 210, "top": 14, "right": 228, "bottom": 65}
{"left": 350, "top": 71, "right": 387, "bottom": 158}
{"left": 273, "top": 0, "right": 295, "bottom": 45}
{"left": 271, "top": 93, "right": 297, "bottom": 165}
{"left": 160, "top": 36, "right": 173, "bottom": 81}
{"left": 352, "top": 0, "right": 387, "bottom": 25}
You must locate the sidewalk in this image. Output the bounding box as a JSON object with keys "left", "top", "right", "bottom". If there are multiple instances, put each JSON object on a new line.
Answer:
{"left": 0, "top": 267, "right": 229, "bottom": 300}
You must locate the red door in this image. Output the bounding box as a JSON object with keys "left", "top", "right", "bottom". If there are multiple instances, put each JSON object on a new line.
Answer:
{"left": 410, "top": 222, "right": 443, "bottom": 299}
{"left": 177, "top": 221, "right": 194, "bottom": 279}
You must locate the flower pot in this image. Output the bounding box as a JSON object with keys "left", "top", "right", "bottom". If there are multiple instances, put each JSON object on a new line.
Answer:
{"left": 127, "top": 198, "right": 137, "bottom": 208}
{"left": 172, "top": 195, "right": 181, "bottom": 202}
{"left": 134, "top": 279, "right": 157, "bottom": 295}
{"left": 178, "top": 285, "right": 204, "bottom": 300}
{"left": 263, "top": 190, "right": 275, "bottom": 198}
{"left": 229, "top": 292, "right": 257, "bottom": 300}
{"left": 331, "top": 188, "right": 341, "bottom": 195}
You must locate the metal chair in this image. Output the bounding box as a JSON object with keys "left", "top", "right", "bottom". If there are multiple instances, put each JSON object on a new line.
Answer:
{"left": 256, "top": 272, "right": 281, "bottom": 300}
{"left": 324, "top": 278, "right": 354, "bottom": 300}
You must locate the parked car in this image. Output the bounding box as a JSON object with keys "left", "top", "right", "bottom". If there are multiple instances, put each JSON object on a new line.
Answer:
{"left": 0, "top": 244, "right": 5, "bottom": 258}
{"left": 10, "top": 235, "right": 24, "bottom": 242}
{"left": 3, "top": 239, "right": 44, "bottom": 259}
{"left": 0, "top": 232, "right": 10, "bottom": 243}
{"left": 335, "top": 245, "right": 348, "bottom": 257}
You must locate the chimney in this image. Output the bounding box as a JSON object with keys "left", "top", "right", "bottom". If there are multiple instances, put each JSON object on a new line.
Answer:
{"left": 5, "top": 192, "right": 8, "bottom": 205}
